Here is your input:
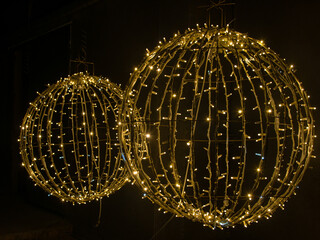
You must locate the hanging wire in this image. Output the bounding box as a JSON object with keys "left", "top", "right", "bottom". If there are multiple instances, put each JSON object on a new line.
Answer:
{"left": 95, "top": 198, "right": 103, "bottom": 227}
{"left": 69, "top": 16, "right": 94, "bottom": 75}
{"left": 199, "top": 0, "right": 235, "bottom": 27}
{"left": 149, "top": 214, "right": 175, "bottom": 240}
{"left": 80, "top": 27, "right": 88, "bottom": 62}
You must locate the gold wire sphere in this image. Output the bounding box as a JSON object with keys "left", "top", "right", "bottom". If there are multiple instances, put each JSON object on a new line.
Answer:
{"left": 19, "top": 72, "right": 128, "bottom": 204}
{"left": 120, "top": 25, "right": 315, "bottom": 229}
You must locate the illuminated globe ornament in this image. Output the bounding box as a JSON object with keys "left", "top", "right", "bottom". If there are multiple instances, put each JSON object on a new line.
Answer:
{"left": 119, "top": 25, "right": 315, "bottom": 229}
{"left": 19, "top": 72, "right": 128, "bottom": 204}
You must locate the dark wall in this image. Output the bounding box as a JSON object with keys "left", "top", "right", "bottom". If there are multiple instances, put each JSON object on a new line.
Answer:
{"left": 2, "top": 0, "right": 320, "bottom": 239}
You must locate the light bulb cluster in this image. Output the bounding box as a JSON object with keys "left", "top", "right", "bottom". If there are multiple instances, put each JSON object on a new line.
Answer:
{"left": 19, "top": 72, "right": 129, "bottom": 204}
{"left": 119, "top": 24, "right": 315, "bottom": 229}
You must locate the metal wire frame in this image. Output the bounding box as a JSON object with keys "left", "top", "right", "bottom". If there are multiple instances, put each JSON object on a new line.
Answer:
{"left": 119, "top": 25, "right": 315, "bottom": 229}
{"left": 19, "top": 72, "right": 129, "bottom": 204}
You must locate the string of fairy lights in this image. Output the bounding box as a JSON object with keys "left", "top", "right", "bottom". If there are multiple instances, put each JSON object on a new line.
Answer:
{"left": 19, "top": 72, "right": 129, "bottom": 204}
{"left": 17, "top": 4, "right": 315, "bottom": 230}
{"left": 119, "top": 25, "right": 315, "bottom": 229}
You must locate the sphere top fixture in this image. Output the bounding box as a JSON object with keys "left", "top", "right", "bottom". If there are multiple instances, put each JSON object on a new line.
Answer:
{"left": 19, "top": 72, "right": 129, "bottom": 204}
{"left": 119, "top": 25, "right": 315, "bottom": 229}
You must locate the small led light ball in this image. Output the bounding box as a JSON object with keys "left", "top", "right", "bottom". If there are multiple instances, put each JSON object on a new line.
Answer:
{"left": 119, "top": 25, "right": 315, "bottom": 229}
{"left": 19, "top": 72, "right": 128, "bottom": 204}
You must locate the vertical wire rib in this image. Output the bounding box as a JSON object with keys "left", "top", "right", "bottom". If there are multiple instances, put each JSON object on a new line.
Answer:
{"left": 70, "top": 87, "right": 85, "bottom": 199}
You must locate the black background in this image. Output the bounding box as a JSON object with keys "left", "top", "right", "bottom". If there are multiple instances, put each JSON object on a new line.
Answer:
{"left": 1, "top": 0, "right": 320, "bottom": 239}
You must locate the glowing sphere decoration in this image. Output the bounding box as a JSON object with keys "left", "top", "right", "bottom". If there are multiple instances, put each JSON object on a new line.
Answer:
{"left": 119, "top": 25, "right": 315, "bottom": 229}
{"left": 19, "top": 72, "right": 128, "bottom": 204}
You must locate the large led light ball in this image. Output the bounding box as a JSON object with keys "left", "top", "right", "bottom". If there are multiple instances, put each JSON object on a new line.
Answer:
{"left": 119, "top": 25, "right": 314, "bottom": 229}
{"left": 20, "top": 72, "right": 128, "bottom": 204}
